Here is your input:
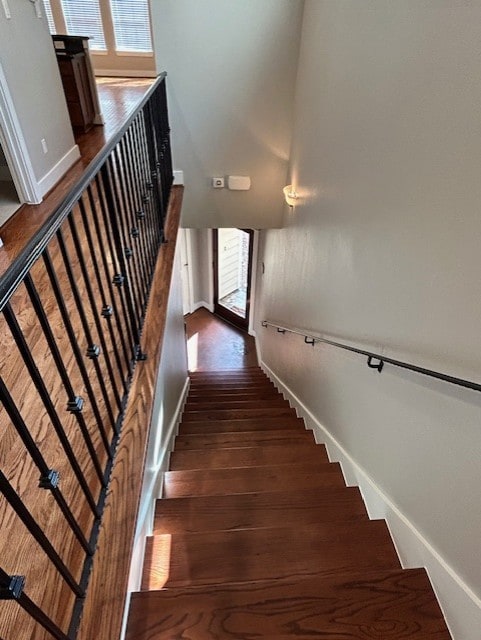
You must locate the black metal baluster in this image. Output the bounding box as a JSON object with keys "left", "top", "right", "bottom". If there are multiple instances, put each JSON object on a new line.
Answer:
{"left": 75, "top": 196, "right": 124, "bottom": 410}
{"left": 120, "top": 130, "right": 150, "bottom": 306}
{"left": 158, "top": 79, "right": 174, "bottom": 209}
{"left": 0, "top": 376, "right": 93, "bottom": 555}
{"left": 92, "top": 176, "right": 135, "bottom": 374}
{"left": 104, "top": 155, "right": 142, "bottom": 329}
{"left": 55, "top": 225, "right": 118, "bottom": 433}
{"left": 131, "top": 115, "right": 156, "bottom": 276}
{"left": 24, "top": 272, "right": 112, "bottom": 457}
{"left": 42, "top": 246, "right": 120, "bottom": 466}
{"left": 0, "top": 471, "right": 84, "bottom": 596}
{"left": 125, "top": 125, "right": 152, "bottom": 299}
{"left": 138, "top": 110, "right": 162, "bottom": 254}
{"left": 148, "top": 82, "right": 171, "bottom": 229}
{"left": 132, "top": 113, "right": 156, "bottom": 271}
{"left": 81, "top": 187, "right": 128, "bottom": 396}
{"left": 100, "top": 162, "right": 145, "bottom": 361}
{"left": 67, "top": 206, "right": 123, "bottom": 415}
{"left": 2, "top": 302, "right": 101, "bottom": 516}
{"left": 127, "top": 120, "right": 155, "bottom": 280}
{"left": 111, "top": 144, "right": 145, "bottom": 318}
{"left": 0, "top": 568, "right": 69, "bottom": 640}
{"left": 143, "top": 100, "right": 165, "bottom": 244}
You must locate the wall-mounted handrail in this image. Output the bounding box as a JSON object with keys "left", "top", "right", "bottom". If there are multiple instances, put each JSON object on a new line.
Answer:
{"left": 261, "top": 320, "right": 481, "bottom": 393}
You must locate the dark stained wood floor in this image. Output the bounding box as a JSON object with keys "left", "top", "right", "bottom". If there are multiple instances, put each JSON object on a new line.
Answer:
{"left": 185, "top": 307, "right": 257, "bottom": 371}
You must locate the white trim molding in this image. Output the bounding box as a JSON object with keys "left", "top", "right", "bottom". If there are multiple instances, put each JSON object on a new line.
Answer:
{"left": 0, "top": 62, "right": 42, "bottom": 204}
{"left": 259, "top": 357, "right": 481, "bottom": 640}
{"left": 121, "top": 375, "right": 190, "bottom": 639}
{"left": 192, "top": 301, "right": 214, "bottom": 314}
{"left": 93, "top": 69, "right": 157, "bottom": 78}
{"left": 37, "top": 144, "right": 80, "bottom": 197}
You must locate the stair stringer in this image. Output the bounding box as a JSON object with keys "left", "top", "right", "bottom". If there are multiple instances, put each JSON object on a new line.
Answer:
{"left": 120, "top": 376, "right": 190, "bottom": 640}
{"left": 259, "top": 357, "right": 481, "bottom": 640}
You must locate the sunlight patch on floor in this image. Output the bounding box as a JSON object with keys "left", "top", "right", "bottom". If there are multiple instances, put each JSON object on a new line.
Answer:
{"left": 187, "top": 332, "right": 198, "bottom": 371}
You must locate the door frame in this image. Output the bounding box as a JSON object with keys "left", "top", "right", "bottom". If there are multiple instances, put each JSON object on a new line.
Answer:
{"left": 0, "top": 62, "right": 42, "bottom": 204}
{"left": 213, "top": 228, "right": 254, "bottom": 331}
{"left": 179, "top": 228, "right": 194, "bottom": 315}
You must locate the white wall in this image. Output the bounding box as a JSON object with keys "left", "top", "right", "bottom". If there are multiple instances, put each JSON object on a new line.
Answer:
{"left": 151, "top": 0, "right": 304, "bottom": 229}
{"left": 127, "top": 244, "right": 188, "bottom": 593}
{"left": 255, "top": 2, "right": 481, "bottom": 638}
{"left": 187, "top": 228, "right": 213, "bottom": 311}
{"left": 0, "top": 2, "right": 78, "bottom": 193}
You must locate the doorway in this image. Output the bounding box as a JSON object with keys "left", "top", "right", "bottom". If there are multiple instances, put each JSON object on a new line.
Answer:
{"left": 213, "top": 228, "right": 254, "bottom": 331}
{"left": 0, "top": 140, "right": 21, "bottom": 227}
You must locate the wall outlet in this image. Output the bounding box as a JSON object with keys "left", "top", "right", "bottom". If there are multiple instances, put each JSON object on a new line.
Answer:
{"left": 41, "top": 138, "right": 48, "bottom": 154}
{"left": 212, "top": 177, "right": 224, "bottom": 189}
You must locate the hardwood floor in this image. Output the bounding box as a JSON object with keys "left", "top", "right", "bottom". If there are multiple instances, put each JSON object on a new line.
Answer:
{"left": 126, "top": 368, "right": 452, "bottom": 639}
{"left": 185, "top": 307, "right": 258, "bottom": 370}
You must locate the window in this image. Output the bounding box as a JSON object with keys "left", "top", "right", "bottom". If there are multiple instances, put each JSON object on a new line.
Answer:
{"left": 109, "top": 0, "right": 152, "bottom": 53}
{"left": 42, "top": 0, "right": 155, "bottom": 75}
{"left": 42, "top": 0, "right": 56, "bottom": 33}
{"left": 60, "top": 0, "right": 107, "bottom": 51}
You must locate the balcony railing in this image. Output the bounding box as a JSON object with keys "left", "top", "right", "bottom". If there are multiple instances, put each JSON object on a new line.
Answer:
{"left": 0, "top": 74, "right": 173, "bottom": 639}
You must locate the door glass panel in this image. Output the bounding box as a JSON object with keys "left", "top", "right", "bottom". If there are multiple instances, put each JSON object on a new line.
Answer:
{"left": 217, "top": 229, "right": 249, "bottom": 319}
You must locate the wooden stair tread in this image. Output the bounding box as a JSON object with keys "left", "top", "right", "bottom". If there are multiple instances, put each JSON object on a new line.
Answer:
{"left": 163, "top": 461, "right": 346, "bottom": 497}
{"left": 178, "top": 416, "right": 304, "bottom": 434}
{"left": 154, "top": 486, "right": 368, "bottom": 533}
{"left": 189, "top": 373, "right": 268, "bottom": 381}
{"left": 174, "top": 429, "right": 314, "bottom": 450}
{"left": 169, "top": 442, "right": 327, "bottom": 470}
{"left": 127, "top": 568, "right": 451, "bottom": 640}
{"left": 189, "top": 382, "right": 275, "bottom": 391}
{"left": 187, "top": 387, "right": 280, "bottom": 397}
{"left": 181, "top": 406, "right": 298, "bottom": 422}
{"left": 141, "top": 520, "right": 400, "bottom": 589}
{"left": 184, "top": 398, "right": 289, "bottom": 410}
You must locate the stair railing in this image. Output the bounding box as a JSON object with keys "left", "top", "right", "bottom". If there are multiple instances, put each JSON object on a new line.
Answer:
{"left": 0, "top": 74, "right": 172, "bottom": 639}
{"left": 261, "top": 320, "right": 481, "bottom": 393}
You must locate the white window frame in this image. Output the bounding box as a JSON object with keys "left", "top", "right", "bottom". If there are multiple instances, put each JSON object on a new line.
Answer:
{"left": 44, "top": 0, "right": 156, "bottom": 77}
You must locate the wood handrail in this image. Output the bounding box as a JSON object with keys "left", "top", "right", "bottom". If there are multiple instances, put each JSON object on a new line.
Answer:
{"left": 76, "top": 185, "right": 183, "bottom": 640}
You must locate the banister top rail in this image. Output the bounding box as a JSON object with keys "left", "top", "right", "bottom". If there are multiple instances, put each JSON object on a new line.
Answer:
{"left": 0, "top": 72, "right": 167, "bottom": 311}
{"left": 261, "top": 320, "right": 481, "bottom": 393}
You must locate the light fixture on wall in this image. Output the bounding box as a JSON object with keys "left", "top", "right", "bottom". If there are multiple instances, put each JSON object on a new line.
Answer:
{"left": 283, "top": 185, "right": 298, "bottom": 207}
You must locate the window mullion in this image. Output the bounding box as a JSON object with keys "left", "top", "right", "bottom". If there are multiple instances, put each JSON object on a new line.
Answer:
{"left": 49, "top": 0, "right": 67, "bottom": 33}
{"left": 99, "top": 0, "right": 117, "bottom": 56}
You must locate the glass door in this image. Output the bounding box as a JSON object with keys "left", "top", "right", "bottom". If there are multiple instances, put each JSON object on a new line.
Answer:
{"left": 213, "top": 228, "right": 254, "bottom": 331}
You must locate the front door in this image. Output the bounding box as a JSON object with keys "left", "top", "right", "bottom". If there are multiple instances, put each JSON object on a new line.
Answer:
{"left": 213, "top": 228, "right": 254, "bottom": 331}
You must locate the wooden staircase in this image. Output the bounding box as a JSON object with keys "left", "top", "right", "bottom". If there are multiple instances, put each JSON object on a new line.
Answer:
{"left": 126, "top": 368, "right": 451, "bottom": 639}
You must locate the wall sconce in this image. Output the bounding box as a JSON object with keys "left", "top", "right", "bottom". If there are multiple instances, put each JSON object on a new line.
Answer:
{"left": 283, "top": 185, "right": 298, "bottom": 207}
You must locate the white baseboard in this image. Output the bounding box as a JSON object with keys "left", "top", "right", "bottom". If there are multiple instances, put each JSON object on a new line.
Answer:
{"left": 121, "top": 375, "right": 190, "bottom": 640}
{"left": 94, "top": 69, "right": 157, "bottom": 78}
{"left": 38, "top": 145, "right": 80, "bottom": 197}
{"left": 193, "top": 300, "right": 214, "bottom": 313}
{"left": 260, "top": 357, "right": 481, "bottom": 640}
